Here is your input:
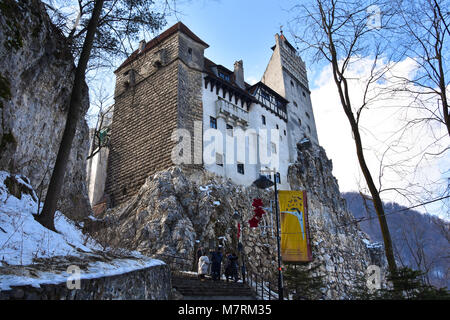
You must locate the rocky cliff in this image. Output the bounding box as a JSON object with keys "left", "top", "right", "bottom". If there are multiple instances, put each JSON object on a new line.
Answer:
{"left": 0, "top": 0, "right": 90, "bottom": 220}
{"left": 90, "top": 143, "right": 385, "bottom": 299}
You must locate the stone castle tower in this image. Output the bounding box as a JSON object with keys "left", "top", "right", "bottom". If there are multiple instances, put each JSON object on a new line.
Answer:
{"left": 105, "top": 23, "right": 208, "bottom": 206}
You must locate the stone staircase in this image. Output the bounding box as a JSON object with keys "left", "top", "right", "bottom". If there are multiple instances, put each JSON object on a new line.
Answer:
{"left": 171, "top": 273, "right": 256, "bottom": 300}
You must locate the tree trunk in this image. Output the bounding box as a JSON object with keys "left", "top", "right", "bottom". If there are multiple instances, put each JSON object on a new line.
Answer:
{"left": 327, "top": 36, "right": 398, "bottom": 283}
{"left": 36, "top": 0, "right": 105, "bottom": 231}
{"left": 351, "top": 118, "right": 398, "bottom": 277}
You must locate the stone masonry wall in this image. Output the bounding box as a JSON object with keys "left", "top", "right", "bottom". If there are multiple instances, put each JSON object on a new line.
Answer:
{"left": 106, "top": 33, "right": 180, "bottom": 207}
{"left": 0, "top": 264, "right": 171, "bottom": 300}
{"left": 106, "top": 31, "right": 206, "bottom": 207}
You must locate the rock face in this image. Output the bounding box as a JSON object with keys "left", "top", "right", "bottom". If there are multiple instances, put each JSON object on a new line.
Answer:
{"left": 92, "top": 143, "right": 385, "bottom": 299}
{"left": 0, "top": 0, "right": 90, "bottom": 220}
{"left": 288, "top": 144, "right": 386, "bottom": 298}
{"left": 92, "top": 166, "right": 268, "bottom": 264}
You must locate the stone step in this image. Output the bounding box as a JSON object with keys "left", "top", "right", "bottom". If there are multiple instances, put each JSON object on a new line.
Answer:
{"left": 171, "top": 275, "right": 256, "bottom": 299}
{"left": 173, "top": 286, "right": 254, "bottom": 295}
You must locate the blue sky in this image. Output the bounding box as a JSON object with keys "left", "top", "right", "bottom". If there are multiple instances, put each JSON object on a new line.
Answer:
{"left": 164, "top": 0, "right": 302, "bottom": 86}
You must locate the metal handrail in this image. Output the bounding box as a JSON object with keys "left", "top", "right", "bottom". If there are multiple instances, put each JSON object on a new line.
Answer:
{"left": 243, "top": 257, "right": 279, "bottom": 300}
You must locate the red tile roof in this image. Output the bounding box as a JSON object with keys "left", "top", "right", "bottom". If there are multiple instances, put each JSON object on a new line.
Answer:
{"left": 115, "top": 22, "right": 209, "bottom": 73}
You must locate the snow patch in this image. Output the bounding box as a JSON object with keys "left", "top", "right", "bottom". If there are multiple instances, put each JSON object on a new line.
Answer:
{"left": 0, "top": 171, "right": 164, "bottom": 290}
{"left": 0, "top": 254, "right": 165, "bottom": 290}
{"left": 362, "top": 238, "right": 383, "bottom": 249}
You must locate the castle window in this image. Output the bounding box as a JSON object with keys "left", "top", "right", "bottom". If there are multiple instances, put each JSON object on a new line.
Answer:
{"left": 305, "top": 112, "right": 310, "bottom": 119}
{"left": 210, "top": 116, "right": 217, "bottom": 129}
{"left": 188, "top": 47, "right": 192, "bottom": 55}
{"left": 298, "top": 118, "right": 302, "bottom": 126}
{"left": 271, "top": 142, "right": 277, "bottom": 154}
{"left": 216, "top": 153, "right": 224, "bottom": 167}
{"left": 262, "top": 115, "right": 266, "bottom": 125}
{"left": 124, "top": 69, "right": 135, "bottom": 88}
{"left": 237, "top": 163, "right": 245, "bottom": 175}
{"left": 284, "top": 129, "right": 286, "bottom": 136}
{"left": 302, "top": 91, "right": 306, "bottom": 97}
{"left": 293, "top": 101, "right": 298, "bottom": 108}
{"left": 307, "top": 124, "right": 311, "bottom": 133}
{"left": 276, "top": 124, "right": 279, "bottom": 130}
{"left": 290, "top": 80, "right": 294, "bottom": 87}
{"left": 226, "top": 124, "right": 233, "bottom": 136}
{"left": 276, "top": 100, "right": 284, "bottom": 109}
{"left": 260, "top": 90, "right": 270, "bottom": 101}
{"left": 218, "top": 71, "right": 230, "bottom": 81}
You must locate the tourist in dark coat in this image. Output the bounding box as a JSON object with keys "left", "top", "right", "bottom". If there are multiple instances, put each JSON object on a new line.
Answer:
{"left": 197, "top": 247, "right": 204, "bottom": 259}
{"left": 225, "top": 252, "right": 239, "bottom": 282}
{"left": 210, "top": 247, "right": 223, "bottom": 281}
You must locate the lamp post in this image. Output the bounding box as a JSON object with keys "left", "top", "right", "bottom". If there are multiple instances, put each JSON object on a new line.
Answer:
{"left": 252, "top": 170, "right": 284, "bottom": 300}
{"left": 232, "top": 210, "right": 246, "bottom": 284}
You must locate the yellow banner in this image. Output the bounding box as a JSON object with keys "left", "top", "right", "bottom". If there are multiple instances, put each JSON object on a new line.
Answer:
{"left": 278, "top": 190, "right": 312, "bottom": 262}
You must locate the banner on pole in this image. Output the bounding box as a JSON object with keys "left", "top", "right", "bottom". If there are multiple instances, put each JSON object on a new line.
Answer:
{"left": 278, "top": 190, "right": 312, "bottom": 262}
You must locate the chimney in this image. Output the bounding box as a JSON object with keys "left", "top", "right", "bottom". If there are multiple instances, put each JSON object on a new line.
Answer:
{"left": 234, "top": 60, "right": 245, "bottom": 89}
{"left": 139, "top": 40, "right": 146, "bottom": 53}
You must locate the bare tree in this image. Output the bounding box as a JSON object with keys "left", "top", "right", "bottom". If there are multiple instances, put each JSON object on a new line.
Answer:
{"left": 289, "top": 0, "right": 400, "bottom": 282}
{"left": 364, "top": 0, "right": 450, "bottom": 228}
{"left": 36, "top": 0, "right": 167, "bottom": 231}
{"left": 36, "top": 0, "right": 105, "bottom": 231}
{"left": 393, "top": 0, "right": 450, "bottom": 137}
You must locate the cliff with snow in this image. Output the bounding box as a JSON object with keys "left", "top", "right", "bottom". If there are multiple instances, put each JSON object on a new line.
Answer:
{"left": 0, "top": 0, "right": 90, "bottom": 220}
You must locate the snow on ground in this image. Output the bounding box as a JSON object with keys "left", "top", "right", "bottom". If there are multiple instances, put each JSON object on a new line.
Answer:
{"left": 0, "top": 171, "right": 97, "bottom": 265}
{"left": 361, "top": 238, "right": 383, "bottom": 249}
{"left": 0, "top": 171, "right": 164, "bottom": 290}
{"left": 199, "top": 184, "right": 213, "bottom": 196}
{"left": 0, "top": 253, "right": 165, "bottom": 291}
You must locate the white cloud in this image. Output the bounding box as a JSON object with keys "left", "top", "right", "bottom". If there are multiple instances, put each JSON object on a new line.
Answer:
{"left": 245, "top": 75, "right": 259, "bottom": 85}
{"left": 311, "top": 57, "right": 450, "bottom": 219}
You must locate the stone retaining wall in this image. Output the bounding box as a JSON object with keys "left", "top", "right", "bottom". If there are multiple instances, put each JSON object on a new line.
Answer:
{"left": 0, "top": 264, "right": 171, "bottom": 300}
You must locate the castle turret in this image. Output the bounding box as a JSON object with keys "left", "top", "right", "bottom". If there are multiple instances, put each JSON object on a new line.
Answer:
{"left": 262, "top": 31, "right": 319, "bottom": 162}
{"left": 105, "top": 22, "right": 208, "bottom": 206}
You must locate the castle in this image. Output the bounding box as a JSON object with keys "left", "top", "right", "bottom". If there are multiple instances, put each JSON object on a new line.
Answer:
{"left": 88, "top": 22, "right": 319, "bottom": 207}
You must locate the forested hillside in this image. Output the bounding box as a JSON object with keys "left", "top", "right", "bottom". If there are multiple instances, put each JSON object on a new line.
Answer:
{"left": 343, "top": 192, "right": 449, "bottom": 289}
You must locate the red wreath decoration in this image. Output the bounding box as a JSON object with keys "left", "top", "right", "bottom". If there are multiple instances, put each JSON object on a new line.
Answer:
{"left": 248, "top": 198, "right": 266, "bottom": 228}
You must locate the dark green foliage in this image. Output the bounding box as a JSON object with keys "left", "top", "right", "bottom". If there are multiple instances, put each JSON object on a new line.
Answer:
{"left": 0, "top": 0, "right": 24, "bottom": 50}
{"left": 0, "top": 73, "right": 11, "bottom": 108}
{"left": 347, "top": 273, "right": 379, "bottom": 300}
{"left": 349, "top": 267, "right": 449, "bottom": 300}
{"left": 0, "top": 131, "right": 16, "bottom": 153}
{"left": 283, "top": 263, "right": 326, "bottom": 300}
{"left": 379, "top": 267, "right": 449, "bottom": 300}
